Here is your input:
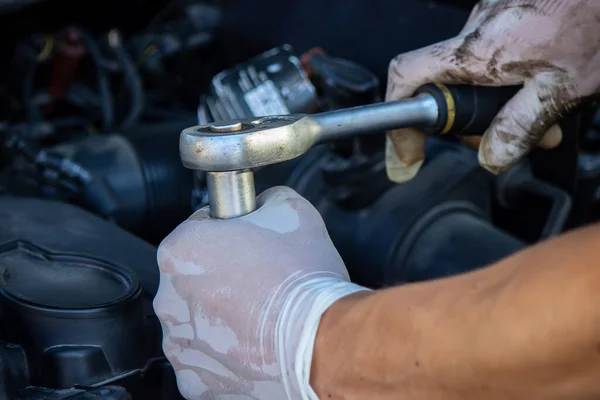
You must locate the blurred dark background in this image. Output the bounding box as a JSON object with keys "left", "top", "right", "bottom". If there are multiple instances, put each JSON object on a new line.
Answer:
{"left": 0, "top": 0, "right": 473, "bottom": 96}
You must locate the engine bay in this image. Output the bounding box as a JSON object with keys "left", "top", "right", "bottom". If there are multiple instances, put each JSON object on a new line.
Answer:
{"left": 1, "top": 1, "right": 600, "bottom": 399}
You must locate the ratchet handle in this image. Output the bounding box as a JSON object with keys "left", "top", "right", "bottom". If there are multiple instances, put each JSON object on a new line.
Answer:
{"left": 415, "top": 83, "right": 521, "bottom": 136}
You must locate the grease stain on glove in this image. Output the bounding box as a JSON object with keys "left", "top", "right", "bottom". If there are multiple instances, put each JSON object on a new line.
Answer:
{"left": 386, "top": 0, "right": 600, "bottom": 181}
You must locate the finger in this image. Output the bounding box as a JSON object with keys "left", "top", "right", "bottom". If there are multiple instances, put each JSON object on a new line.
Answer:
{"left": 538, "top": 124, "right": 563, "bottom": 149}
{"left": 158, "top": 207, "right": 211, "bottom": 255}
{"left": 385, "top": 132, "right": 425, "bottom": 183}
{"left": 187, "top": 205, "right": 211, "bottom": 222}
{"left": 460, "top": 0, "right": 488, "bottom": 33}
{"left": 386, "top": 37, "right": 524, "bottom": 103}
{"left": 385, "top": 37, "right": 521, "bottom": 183}
{"left": 188, "top": 188, "right": 312, "bottom": 223}
{"left": 255, "top": 185, "right": 320, "bottom": 223}
{"left": 255, "top": 186, "right": 303, "bottom": 208}
{"left": 387, "top": 39, "right": 465, "bottom": 102}
{"left": 459, "top": 124, "right": 562, "bottom": 151}
{"left": 175, "top": 370, "right": 211, "bottom": 400}
{"left": 250, "top": 186, "right": 326, "bottom": 233}
{"left": 385, "top": 41, "right": 458, "bottom": 183}
{"left": 478, "top": 76, "right": 571, "bottom": 174}
{"left": 185, "top": 187, "right": 306, "bottom": 223}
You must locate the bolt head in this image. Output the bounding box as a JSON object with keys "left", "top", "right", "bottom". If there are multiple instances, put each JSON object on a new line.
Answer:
{"left": 209, "top": 121, "right": 243, "bottom": 133}
{"left": 180, "top": 114, "right": 317, "bottom": 172}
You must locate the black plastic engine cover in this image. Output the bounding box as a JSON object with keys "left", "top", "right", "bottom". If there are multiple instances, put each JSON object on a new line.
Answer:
{"left": 0, "top": 197, "right": 166, "bottom": 397}
{"left": 0, "top": 196, "right": 159, "bottom": 296}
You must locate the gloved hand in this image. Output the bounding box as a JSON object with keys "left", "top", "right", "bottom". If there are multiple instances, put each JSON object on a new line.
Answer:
{"left": 153, "top": 186, "right": 368, "bottom": 399}
{"left": 386, "top": 0, "right": 600, "bottom": 182}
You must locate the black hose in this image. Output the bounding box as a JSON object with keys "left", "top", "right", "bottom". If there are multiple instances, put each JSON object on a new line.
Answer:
{"left": 77, "top": 28, "right": 114, "bottom": 131}
{"left": 110, "top": 32, "right": 144, "bottom": 130}
{"left": 23, "top": 60, "right": 43, "bottom": 122}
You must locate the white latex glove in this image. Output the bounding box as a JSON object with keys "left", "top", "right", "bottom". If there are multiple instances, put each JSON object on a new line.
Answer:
{"left": 153, "top": 186, "right": 368, "bottom": 399}
{"left": 386, "top": 0, "right": 600, "bottom": 182}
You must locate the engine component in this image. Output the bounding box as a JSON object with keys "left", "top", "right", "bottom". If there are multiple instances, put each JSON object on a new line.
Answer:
{"left": 197, "top": 45, "right": 318, "bottom": 124}
{"left": 301, "top": 47, "right": 382, "bottom": 110}
{"left": 130, "top": 1, "right": 221, "bottom": 109}
{"left": 287, "top": 138, "right": 571, "bottom": 288}
{"left": 495, "top": 162, "right": 573, "bottom": 241}
{"left": 0, "top": 241, "right": 145, "bottom": 388}
{"left": 180, "top": 84, "right": 521, "bottom": 219}
{"left": 46, "top": 27, "right": 85, "bottom": 103}
{"left": 0, "top": 196, "right": 179, "bottom": 400}
{"left": 51, "top": 130, "right": 193, "bottom": 242}
{"left": 9, "top": 26, "right": 150, "bottom": 133}
{"left": 2, "top": 120, "right": 196, "bottom": 244}
{"left": 192, "top": 45, "right": 383, "bottom": 211}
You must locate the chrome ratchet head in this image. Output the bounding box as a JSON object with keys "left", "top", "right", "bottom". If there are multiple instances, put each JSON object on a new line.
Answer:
{"left": 179, "top": 115, "right": 320, "bottom": 172}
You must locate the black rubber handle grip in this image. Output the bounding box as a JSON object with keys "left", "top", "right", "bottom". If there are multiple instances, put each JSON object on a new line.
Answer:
{"left": 415, "top": 83, "right": 521, "bottom": 136}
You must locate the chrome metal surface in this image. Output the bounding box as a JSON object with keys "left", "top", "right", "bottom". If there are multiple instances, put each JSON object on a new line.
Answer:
{"left": 180, "top": 92, "right": 440, "bottom": 218}
{"left": 209, "top": 121, "right": 243, "bottom": 133}
{"left": 180, "top": 115, "right": 319, "bottom": 172}
{"left": 180, "top": 93, "right": 439, "bottom": 171}
{"left": 311, "top": 93, "right": 438, "bottom": 141}
{"left": 206, "top": 170, "right": 256, "bottom": 219}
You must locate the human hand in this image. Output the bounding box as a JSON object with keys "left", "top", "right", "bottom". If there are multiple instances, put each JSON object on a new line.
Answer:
{"left": 153, "top": 186, "right": 368, "bottom": 399}
{"left": 385, "top": 0, "right": 600, "bottom": 182}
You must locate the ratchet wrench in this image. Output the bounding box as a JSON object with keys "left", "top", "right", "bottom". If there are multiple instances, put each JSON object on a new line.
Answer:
{"left": 180, "top": 84, "right": 521, "bottom": 219}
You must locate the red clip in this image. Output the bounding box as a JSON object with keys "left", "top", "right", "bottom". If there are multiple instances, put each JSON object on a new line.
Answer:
{"left": 301, "top": 47, "right": 326, "bottom": 77}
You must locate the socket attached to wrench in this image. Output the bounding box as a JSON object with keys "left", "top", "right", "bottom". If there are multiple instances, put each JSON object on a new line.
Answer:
{"left": 180, "top": 84, "right": 520, "bottom": 219}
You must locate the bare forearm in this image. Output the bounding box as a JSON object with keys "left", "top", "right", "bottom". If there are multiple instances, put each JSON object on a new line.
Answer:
{"left": 311, "top": 223, "right": 600, "bottom": 400}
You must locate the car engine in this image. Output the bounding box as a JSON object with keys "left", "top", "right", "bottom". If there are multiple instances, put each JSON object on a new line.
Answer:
{"left": 1, "top": 1, "right": 600, "bottom": 399}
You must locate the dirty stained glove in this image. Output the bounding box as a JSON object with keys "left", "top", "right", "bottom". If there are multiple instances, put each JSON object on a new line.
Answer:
{"left": 386, "top": 0, "right": 600, "bottom": 182}
{"left": 153, "top": 186, "right": 368, "bottom": 399}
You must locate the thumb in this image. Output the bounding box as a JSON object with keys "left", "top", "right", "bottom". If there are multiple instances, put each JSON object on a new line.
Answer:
{"left": 385, "top": 42, "right": 453, "bottom": 184}
{"left": 478, "top": 74, "right": 574, "bottom": 174}
{"left": 248, "top": 185, "right": 322, "bottom": 228}
{"left": 385, "top": 36, "right": 521, "bottom": 183}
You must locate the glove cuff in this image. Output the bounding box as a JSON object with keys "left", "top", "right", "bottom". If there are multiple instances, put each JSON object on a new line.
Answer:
{"left": 276, "top": 274, "right": 370, "bottom": 399}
